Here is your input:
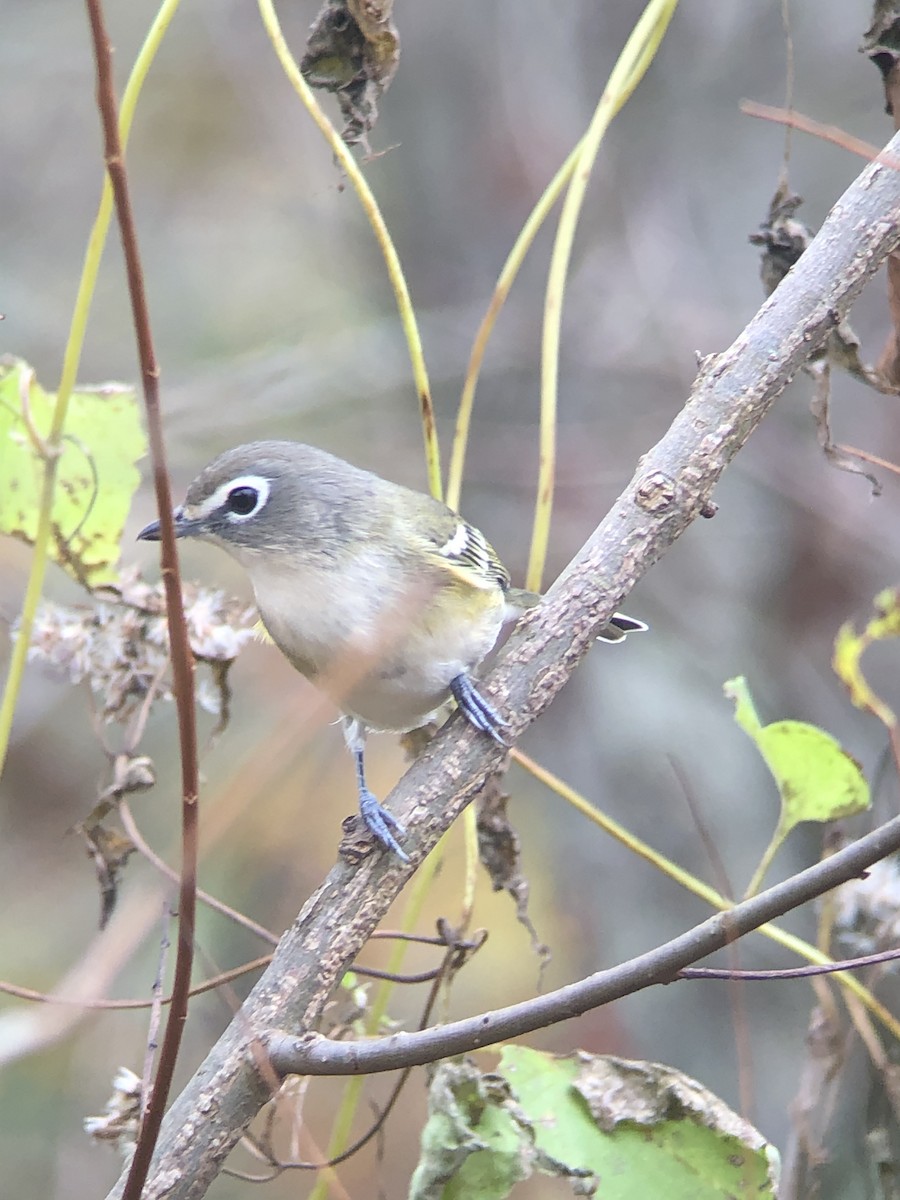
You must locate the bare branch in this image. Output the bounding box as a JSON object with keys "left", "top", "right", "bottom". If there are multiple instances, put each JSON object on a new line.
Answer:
{"left": 266, "top": 815, "right": 900, "bottom": 1076}
{"left": 106, "top": 131, "right": 900, "bottom": 1200}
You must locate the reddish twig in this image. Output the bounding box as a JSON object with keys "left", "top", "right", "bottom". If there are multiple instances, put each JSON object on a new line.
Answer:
{"left": 0, "top": 956, "right": 273, "bottom": 1011}
{"left": 83, "top": 3, "right": 200, "bottom": 1197}
{"left": 835, "top": 443, "right": 900, "bottom": 478}
{"left": 741, "top": 100, "right": 900, "bottom": 170}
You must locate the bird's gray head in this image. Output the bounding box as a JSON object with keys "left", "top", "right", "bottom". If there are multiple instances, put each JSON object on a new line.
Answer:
{"left": 137, "top": 440, "right": 375, "bottom": 561}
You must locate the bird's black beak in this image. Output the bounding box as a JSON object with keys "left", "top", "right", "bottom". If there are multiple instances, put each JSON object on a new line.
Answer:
{"left": 137, "top": 507, "right": 198, "bottom": 543}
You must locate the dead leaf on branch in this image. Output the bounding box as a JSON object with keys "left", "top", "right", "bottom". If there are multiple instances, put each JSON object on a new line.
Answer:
{"left": 748, "top": 182, "right": 810, "bottom": 295}
{"left": 22, "top": 568, "right": 257, "bottom": 922}
{"left": 876, "top": 250, "right": 900, "bottom": 388}
{"left": 750, "top": 183, "right": 891, "bottom": 494}
{"left": 750, "top": 183, "right": 887, "bottom": 389}
{"left": 477, "top": 773, "right": 550, "bottom": 973}
{"left": 861, "top": 2, "right": 900, "bottom": 118}
{"left": 78, "top": 824, "right": 137, "bottom": 930}
{"left": 84, "top": 1066, "right": 142, "bottom": 1156}
{"left": 301, "top": 0, "right": 399, "bottom": 150}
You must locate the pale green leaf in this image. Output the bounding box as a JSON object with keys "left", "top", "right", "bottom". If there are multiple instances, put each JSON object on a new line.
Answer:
{"left": 0, "top": 356, "right": 146, "bottom": 588}
{"left": 724, "top": 676, "right": 870, "bottom": 830}
{"left": 724, "top": 675, "right": 870, "bottom": 896}
{"left": 500, "top": 1047, "right": 777, "bottom": 1200}
{"left": 410, "top": 1050, "right": 778, "bottom": 1199}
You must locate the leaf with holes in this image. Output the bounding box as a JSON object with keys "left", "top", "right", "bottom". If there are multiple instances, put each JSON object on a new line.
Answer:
{"left": 410, "top": 1050, "right": 779, "bottom": 1199}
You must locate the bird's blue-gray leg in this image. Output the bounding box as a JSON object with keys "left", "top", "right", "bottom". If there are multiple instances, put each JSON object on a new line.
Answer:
{"left": 450, "top": 673, "right": 509, "bottom": 746}
{"left": 343, "top": 719, "right": 410, "bottom": 863}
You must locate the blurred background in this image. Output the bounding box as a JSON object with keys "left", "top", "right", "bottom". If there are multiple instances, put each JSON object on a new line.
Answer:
{"left": 2, "top": 1, "right": 900, "bottom": 1196}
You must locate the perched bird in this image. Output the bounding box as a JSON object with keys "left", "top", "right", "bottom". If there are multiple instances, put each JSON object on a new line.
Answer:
{"left": 138, "top": 440, "right": 645, "bottom": 862}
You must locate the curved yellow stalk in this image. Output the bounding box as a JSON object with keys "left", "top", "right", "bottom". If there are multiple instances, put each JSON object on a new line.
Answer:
{"left": 528, "top": 0, "right": 679, "bottom": 590}
{"left": 446, "top": 141, "right": 583, "bottom": 512}
{"left": 0, "top": 0, "right": 183, "bottom": 779}
{"left": 256, "top": 0, "right": 440, "bottom": 500}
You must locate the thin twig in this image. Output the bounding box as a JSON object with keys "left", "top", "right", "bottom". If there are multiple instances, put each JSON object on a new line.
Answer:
{"left": 120, "top": 801, "right": 279, "bottom": 947}
{"left": 236, "top": 936, "right": 459, "bottom": 1176}
{"left": 267, "top": 817, "right": 900, "bottom": 1078}
{"left": 741, "top": 100, "right": 900, "bottom": 169}
{"left": 678, "top": 946, "right": 900, "bottom": 981}
{"left": 836, "top": 443, "right": 900, "bottom": 477}
{"left": 83, "top": 3, "right": 200, "bottom": 1198}
{"left": 0, "top": 956, "right": 272, "bottom": 1010}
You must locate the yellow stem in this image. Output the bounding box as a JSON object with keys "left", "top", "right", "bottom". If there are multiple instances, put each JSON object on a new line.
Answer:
{"left": 744, "top": 820, "right": 788, "bottom": 900}
{"left": 528, "top": 0, "right": 679, "bottom": 590}
{"left": 0, "top": 0, "right": 183, "bottom": 779}
{"left": 512, "top": 748, "right": 900, "bottom": 1041}
{"left": 446, "top": 141, "right": 583, "bottom": 511}
{"left": 460, "top": 804, "right": 480, "bottom": 932}
{"left": 255, "top": 0, "right": 440, "bottom": 499}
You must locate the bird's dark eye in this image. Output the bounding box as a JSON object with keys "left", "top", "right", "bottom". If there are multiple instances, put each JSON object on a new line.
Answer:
{"left": 226, "top": 485, "right": 260, "bottom": 516}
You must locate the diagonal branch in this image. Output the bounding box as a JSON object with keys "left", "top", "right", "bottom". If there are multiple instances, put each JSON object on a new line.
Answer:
{"left": 107, "top": 131, "right": 900, "bottom": 1200}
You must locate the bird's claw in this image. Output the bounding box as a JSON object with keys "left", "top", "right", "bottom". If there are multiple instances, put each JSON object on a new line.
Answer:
{"left": 358, "top": 789, "right": 410, "bottom": 864}
{"left": 450, "top": 674, "right": 510, "bottom": 747}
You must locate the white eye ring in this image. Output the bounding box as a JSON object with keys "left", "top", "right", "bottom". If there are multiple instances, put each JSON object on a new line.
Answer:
{"left": 217, "top": 474, "right": 272, "bottom": 523}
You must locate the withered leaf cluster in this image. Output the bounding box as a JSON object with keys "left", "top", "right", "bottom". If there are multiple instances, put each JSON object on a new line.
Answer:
{"left": 22, "top": 565, "right": 256, "bottom": 724}
{"left": 301, "top": 0, "right": 399, "bottom": 149}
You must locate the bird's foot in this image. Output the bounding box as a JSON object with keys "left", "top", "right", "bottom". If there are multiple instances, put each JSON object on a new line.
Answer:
{"left": 450, "top": 674, "right": 509, "bottom": 746}
{"left": 358, "top": 788, "right": 410, "bottom": 864}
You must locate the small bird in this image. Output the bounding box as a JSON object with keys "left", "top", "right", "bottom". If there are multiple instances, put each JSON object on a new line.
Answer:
{"left": 138, "top": 440, "right": 645, "bottom": 862}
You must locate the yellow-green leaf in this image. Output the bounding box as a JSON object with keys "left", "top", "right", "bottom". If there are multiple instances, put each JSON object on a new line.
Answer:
{"left": 725, "top": 676, "right": 870, "bottom": 827}
{"left": 0, "top": 356, "right": 146, "bottom": 588}
{"left": 753, "top": 720, "right": 870, "bottom": 824}
{"left": 833, "top": 591, "right": 900, "bottom": 729}
{"left": 724, "top": 676, "right": 870, "bottom": 897}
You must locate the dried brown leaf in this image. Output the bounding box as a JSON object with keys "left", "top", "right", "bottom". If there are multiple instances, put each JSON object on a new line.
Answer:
{"left": 861, "top": 3, "right": 900, "bottom": 117}
{"left": 749, "top": 182, "right": 810, "bottom": 295}
{"left": 751, "top": 185, "right": 890, "bottom": 492}
{"left": 876, "top": 252, "right": 900, "bottom": 388}
{"left": 78, "top": 823, "right": 137, "bottom": 929}
{"left": 301, "top": 0, "right": 399, "bottom": 149}
{"left": 476, "top": 774, "right": 549, "bottom": 970}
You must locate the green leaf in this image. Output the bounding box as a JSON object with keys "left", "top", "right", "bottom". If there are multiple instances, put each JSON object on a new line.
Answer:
{"left": 502, "top": 1047, "right": 778, "bottom": 1199}
{"left": 0, "top": 356, "right": 146, "bottom": 588}
{"left": 724, "top": 677, "right": 870, "bottom": 828}
{"left": 724, "top": 676, "right": 870, "bottom": 897}
{"left": 409, "top": 1061, "right": 529, "bottom": 1200}
{"left": 410, "top": 1050, "right": 779, "bottom": 1199}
